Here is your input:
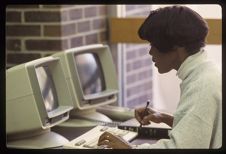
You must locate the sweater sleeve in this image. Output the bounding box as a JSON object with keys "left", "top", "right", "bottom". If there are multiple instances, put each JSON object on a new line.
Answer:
{"left": 133, "top": 112, "right": 213, "bottom": 149}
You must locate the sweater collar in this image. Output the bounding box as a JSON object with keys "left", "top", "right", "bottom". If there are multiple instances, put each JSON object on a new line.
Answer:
{"left": 177, "top": 49, "right": 207, "bottom": 80}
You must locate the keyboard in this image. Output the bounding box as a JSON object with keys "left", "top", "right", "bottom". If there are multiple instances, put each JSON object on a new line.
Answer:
{"left": 63, "top": 125, "right": 138, "bottom": 149}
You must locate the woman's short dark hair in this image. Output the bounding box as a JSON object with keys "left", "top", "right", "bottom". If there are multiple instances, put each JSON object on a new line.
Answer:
{"left": 138, "top": 6, "right": 209, "bottom": 54}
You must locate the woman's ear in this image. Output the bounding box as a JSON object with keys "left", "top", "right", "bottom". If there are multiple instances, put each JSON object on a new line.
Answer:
{"left": 175, "top": 46, "right": 189, "bottom": 62}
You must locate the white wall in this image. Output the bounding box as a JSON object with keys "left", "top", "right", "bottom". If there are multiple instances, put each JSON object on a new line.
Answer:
{"left": 151, "top": 5, "right": 222, "bottom": 114}
{"left": 152, "top": 4, "right": 222, "bottom": 19}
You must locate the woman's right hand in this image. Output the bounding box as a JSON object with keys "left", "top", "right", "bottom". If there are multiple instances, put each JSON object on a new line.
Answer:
{"left": 135, "top": 107, "right": 164, "bottom": 125}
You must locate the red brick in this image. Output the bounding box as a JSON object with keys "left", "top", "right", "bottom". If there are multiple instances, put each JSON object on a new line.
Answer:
{"left": 127, "top": 85, "right": 140, "bottom": 97}
{"left": 84, "top": 6, "right": 97, "bottom": 18}
{"left": 62, "top": 23, "right": 76, "bottom": 36}
{"left": 70, "top": 36, "right": 83, "bottom": 48}
{"left": 121, "top": 5, "right": 153, "bottom": 108}
{"left": 126, "top": 63, "right": 132, "bottom": 72}
{"left": 77, "top": 21, "right": 90, "bottom": 32}
{"left": 7, "top": 53, "right": 41, "bottom": 64}
{"left": 126, "top": 50, "right": 137, "bottom": 60}
{"left": 25, "top": 11, "right": 62, "bottom": 22}
{"left": 6, "top": 11, "right": 21, "bottom": 22}
{"left": 6, "top": 39, "right": 21, "bottom": 51}
{"left": 138, "top": 70, "right": 152, "bottom": 80}
{"left": 138, "top": 47, "right": 149, "bottom": 56}
{"left": 93, "top": 18, "right": 106, "bottom": 30}
{"left": 44, "top": 23, "right": 76, "bottom": 37}
{"left": 61, "top": 11, "right": 68, "bottom": 21}
{"left": 98, "top": 6, "right": 107, "bottom": 16}
{"left": 127, "top": 79, "right": 152, "bottom": 91}
{"left": 126, "top": 97, "right": 139, "bottom": 107}
{"left": 132, "top": 60, "right": 143, "bottom": 70}
{"left": 6, "top": 25, "right": 41, "bottom": 36}
{"left": 127, "top": 74, "right": 137, "bottom": 84}
{"left": 69, "top": 8, "right": 83, "bottom": 20}
{"left": 44, "top": 25, "right": 61, "bottom": 37}
{"left": 85, "top": 33, "right": 98, "bottom": 44}
{"left": 26, "top": 39, "right": 68, "bottom": 51}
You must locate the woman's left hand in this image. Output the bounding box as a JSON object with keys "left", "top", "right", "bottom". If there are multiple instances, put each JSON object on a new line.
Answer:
{"left": 98, "top": 131, "right": 133, "bottom": 149}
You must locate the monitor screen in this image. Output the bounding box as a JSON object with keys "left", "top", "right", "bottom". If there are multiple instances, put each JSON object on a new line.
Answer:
{"left": 74, "top": 53, "right": 106, "bottom": 95}
{"left": 35, "top": 66, "right": 59, "bottom": 112}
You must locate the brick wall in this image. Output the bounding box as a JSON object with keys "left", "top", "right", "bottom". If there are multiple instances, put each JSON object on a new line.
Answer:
{"left": 6, "top": 4, "right": 153, "bottom": 109}
{"left": 6, "top": 5, "right": 108, "bottom": 68}
{"left": 124, "top": 5, "right": 153, "bottom": 108}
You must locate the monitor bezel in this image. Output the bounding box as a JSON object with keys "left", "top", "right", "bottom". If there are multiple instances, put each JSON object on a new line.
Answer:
{"left": 53, "top": 44, "right": 118, "bottom": 110}
{"left": 26, "top": 57, "right": 73, "bottom": 127}
{"left": 69, "top": 48, "right": 117, "bottom": 101}
{"left": 6, "top": 56, "right": 74, "bottom": 139}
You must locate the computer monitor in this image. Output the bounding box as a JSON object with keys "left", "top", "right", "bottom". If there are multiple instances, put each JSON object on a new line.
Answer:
{"left": 52, "top": 44, "right": 118, "bottom": 123}
{"left": 6, "top": 56, "right": 74, "bottom": 148}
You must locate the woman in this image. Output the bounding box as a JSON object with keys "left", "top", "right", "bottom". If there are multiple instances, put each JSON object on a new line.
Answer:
{"left": 98, "top": 5, "right": 222, "bottom": 149}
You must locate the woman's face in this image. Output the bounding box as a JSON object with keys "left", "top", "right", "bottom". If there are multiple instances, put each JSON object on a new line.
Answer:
{"left": 149, "top": 45, "right": 180, "bottom": 74}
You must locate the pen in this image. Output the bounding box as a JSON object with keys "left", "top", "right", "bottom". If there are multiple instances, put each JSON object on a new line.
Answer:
{"left": 139, "top": 100, "right": 150, "bottom": 127}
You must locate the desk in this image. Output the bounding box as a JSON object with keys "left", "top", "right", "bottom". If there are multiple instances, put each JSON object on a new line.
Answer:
{"left": 131, "top": 138, "right": 158, "bottom": 145}
{"left": 52, "top": 125, "right": 158, "bottom": 146}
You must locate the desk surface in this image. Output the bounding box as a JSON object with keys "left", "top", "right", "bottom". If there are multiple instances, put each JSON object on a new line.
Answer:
{"left": 52, "top": 125, "right": 158, "bottom": 146}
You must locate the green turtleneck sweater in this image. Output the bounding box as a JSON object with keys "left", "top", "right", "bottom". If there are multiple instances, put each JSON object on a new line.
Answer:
{"left": 134, "top": 50, "right": 222, "bottom": 149}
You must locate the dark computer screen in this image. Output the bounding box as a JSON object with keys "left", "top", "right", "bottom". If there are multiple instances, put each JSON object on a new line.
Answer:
{"left": 35, "top": 66, "right": 59, "bottom": 112}
{"left": 74, "top": 53, "right": 106, "bottom": 95}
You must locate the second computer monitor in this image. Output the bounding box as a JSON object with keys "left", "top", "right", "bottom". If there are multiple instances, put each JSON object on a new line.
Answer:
{"left": 52, "top": 44, "right": 118, "bottom": 117}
